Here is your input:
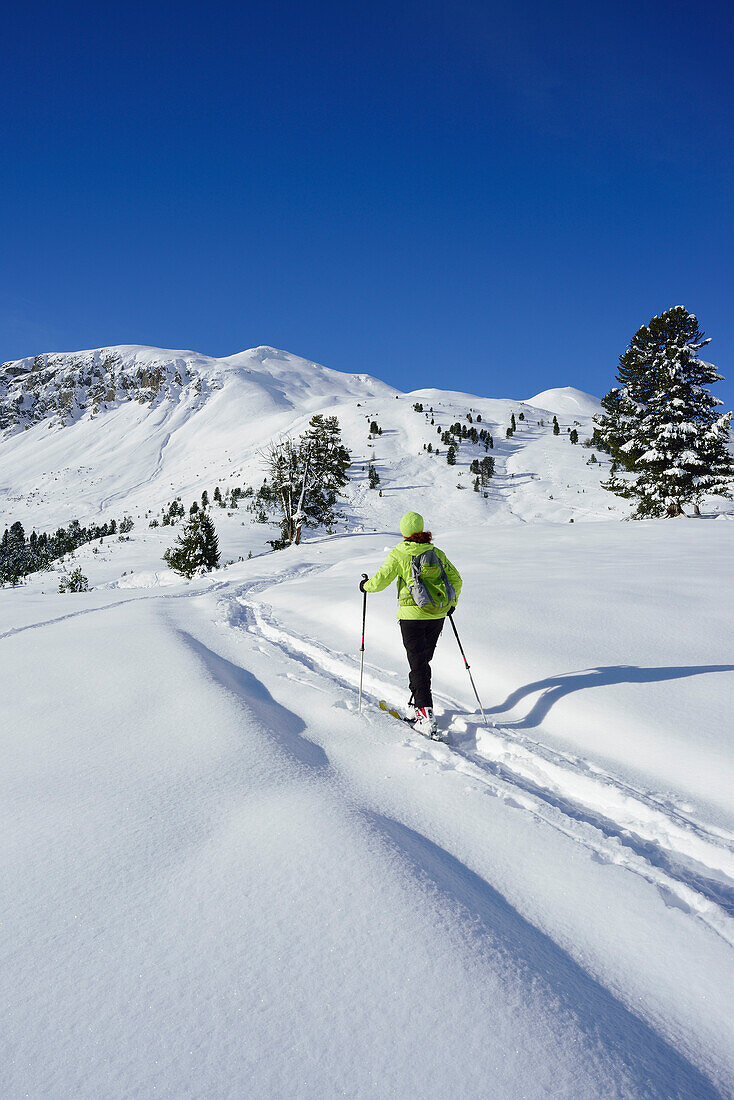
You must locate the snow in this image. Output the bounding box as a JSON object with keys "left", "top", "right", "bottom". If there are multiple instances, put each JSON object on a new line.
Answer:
{"left": 2, "top": 344, "right": 733, "bottom": 1097}
{"left": 525, "top": 386, "right": 602, "bottom": 417}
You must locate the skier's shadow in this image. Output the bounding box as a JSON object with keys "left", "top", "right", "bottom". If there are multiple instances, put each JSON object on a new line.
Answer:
{"left": 488, "top": 664, "right": 734, "bottom": 728}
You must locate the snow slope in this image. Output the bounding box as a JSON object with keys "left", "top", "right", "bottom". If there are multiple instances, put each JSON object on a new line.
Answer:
{"left": 2, "top": 344, "right": 733, "bottom": 1097}
{"left": 526, "top": 386, "right": 602, "bottom": 417}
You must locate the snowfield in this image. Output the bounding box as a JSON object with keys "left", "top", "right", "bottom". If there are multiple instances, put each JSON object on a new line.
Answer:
{"left": 2, "top": 345, "right": 733, "bottom": 1098}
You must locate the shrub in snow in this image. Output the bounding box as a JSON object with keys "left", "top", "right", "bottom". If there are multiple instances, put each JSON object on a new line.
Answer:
{"left": 59, "top": 567, "right": 89, "bottom": 593}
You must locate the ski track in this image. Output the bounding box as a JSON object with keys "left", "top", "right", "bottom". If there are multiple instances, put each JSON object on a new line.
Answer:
{"left": 220, "top": 568, "right": 734, "bottom": 948}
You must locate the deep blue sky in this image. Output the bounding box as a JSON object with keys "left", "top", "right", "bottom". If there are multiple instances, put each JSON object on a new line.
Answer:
{"left": 2, "top": 0, "right": 732, "bottom": 405}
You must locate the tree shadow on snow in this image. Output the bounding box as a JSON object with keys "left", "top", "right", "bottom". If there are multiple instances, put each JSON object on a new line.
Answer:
{"left": 366, "top": 812, "right": 724, "bottom": 1099}
{"left": 177, "top": 630, "right": 329, "bottom": 770}
{"left": 488, "top": 664, "right": 734, "bottom": 729}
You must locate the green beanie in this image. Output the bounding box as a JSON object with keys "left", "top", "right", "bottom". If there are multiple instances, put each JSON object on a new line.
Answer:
{"left": 400, "top": 511, "right": 424, "bottom": 537}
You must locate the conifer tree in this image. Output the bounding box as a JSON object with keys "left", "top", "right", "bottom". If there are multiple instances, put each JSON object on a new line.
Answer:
{"left": 163, "top": 512, "right": 220, "bottom": 577}
{"left": 510, "top": 413, "right": 516, "bottom": 431}
{"left": 553, "top": 417, "right": 560, "bottom": 436}
{"left": 59, "top": 566, "right": 89, "bottom": 593}
{"left": 199, "top": 513, "right": 220, "bottom": 569}
{"left": 446, "top": 445, "right": 456, "bottom": 465}
{"left": 596, "top": 307, "right": 733, "bottom": 517}
{"left": 262, "top": 414, "right": 351, "bottom": 544}
{"left": 479, "top": 456, "right": 495, "bottom": 484}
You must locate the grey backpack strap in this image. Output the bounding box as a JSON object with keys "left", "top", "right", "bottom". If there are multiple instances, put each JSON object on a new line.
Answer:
{"left": 436, "top": 553, "right": 456, "bottom": 606}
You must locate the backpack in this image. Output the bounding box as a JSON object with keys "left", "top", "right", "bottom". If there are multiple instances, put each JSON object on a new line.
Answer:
{"left": 402, "top": 548, "right": 456, "bottom": 610}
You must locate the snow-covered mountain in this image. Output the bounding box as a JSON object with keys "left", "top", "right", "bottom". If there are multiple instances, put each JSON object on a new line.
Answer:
{"left": 2, "top": 344, "right": 733, "bottom": 1097}
{"left": 0, "top": 343, "right": 624, "bottom": 534}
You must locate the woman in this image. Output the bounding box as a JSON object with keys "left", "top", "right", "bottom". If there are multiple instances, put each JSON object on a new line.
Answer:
{"left": 360, "top": 511, "right": 462, "bottom": 738}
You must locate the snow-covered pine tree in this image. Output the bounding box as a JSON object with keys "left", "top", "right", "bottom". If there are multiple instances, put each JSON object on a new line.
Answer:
{"left": 163, "top": 512, "right": 220, "bottom": 577}
{"left": 597, "top": 307, "right": 733, "bottom": 517}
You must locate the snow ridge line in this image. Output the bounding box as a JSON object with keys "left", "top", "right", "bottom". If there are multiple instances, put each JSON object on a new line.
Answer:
{"left": 226, "top": 583, "right": 734, "bottom": 944}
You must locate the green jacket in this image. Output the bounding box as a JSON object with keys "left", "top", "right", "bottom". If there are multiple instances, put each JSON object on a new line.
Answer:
{"left": 364, "top": 541, "right": 462, "bottom": 620}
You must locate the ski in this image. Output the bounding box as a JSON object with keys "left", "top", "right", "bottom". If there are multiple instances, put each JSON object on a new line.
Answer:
{"left": 378, "top": 700, "right": 448, "bottom": 742}
{"left": 379, "top": 699, "right": 411, "bottom": 723}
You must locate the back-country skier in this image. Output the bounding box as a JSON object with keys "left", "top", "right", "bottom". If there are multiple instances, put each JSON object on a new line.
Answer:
{"left": 360, "top": 511, "right": 462, "bottom": 738}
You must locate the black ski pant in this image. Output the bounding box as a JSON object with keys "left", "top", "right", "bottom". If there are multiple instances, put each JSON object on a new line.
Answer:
{"left": 400, "top": 617, "right": 445, "bottom": 710}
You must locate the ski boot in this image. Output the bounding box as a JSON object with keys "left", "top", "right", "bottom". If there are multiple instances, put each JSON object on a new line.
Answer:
{"left": 412, "top": 707, "right": 439, "bottom": 739}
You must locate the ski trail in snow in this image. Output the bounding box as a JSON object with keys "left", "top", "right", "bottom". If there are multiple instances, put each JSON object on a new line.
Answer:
{"left": 224, "top": 574, "right": 734, "bottom": 946}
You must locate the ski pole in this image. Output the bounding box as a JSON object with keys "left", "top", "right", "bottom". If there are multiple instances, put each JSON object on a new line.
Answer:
{"left": 358, "top": 574, "right": 368, "bottom": 715}
{"left": 448, "top": 613, "right": 489, "bottom": 726}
